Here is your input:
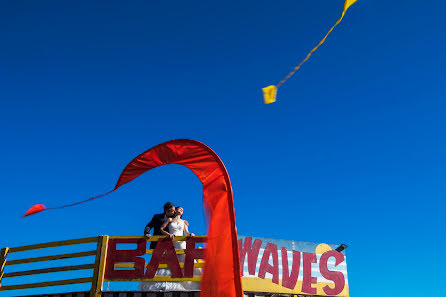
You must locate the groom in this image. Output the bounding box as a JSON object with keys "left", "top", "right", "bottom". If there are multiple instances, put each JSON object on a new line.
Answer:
{"left": 144, "top": 201, "right": 176, "bottom": 249}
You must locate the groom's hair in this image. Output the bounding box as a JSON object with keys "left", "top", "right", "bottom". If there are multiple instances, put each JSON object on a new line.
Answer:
{"left": 163, "top": 202, "right": 174, "bottom": 212}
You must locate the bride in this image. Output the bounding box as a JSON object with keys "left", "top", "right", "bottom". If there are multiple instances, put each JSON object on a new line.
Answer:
{"left": 160, "top": 206, "right": 194, "bottom": 253}
{"left": 139, "top": 206, "right": 201, "bottom": 291}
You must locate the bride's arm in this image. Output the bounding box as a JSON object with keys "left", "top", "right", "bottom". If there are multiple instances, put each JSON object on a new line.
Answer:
{"left": 160, "top": 218, "right": 174, "bottom": 239}
{"left": 183, "top": 221, "right": 194, "bottom": 237}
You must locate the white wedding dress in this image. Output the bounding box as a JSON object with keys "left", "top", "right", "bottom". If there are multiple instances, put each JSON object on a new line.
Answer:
{"left": 139, "top": 220, "right": 201, "bottom": 291}
{"left": 170, "top": 221, "right": 187, "bottom": 250}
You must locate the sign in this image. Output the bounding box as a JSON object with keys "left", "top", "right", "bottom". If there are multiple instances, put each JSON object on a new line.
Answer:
{"left": 103, "top": 236, "right": 348, "bottom": 296}
{"left": 239, "top": 236, "right": 349, "bottom": 296}
{"left": 104, "top": 237, "right": 205, "bottom": 280}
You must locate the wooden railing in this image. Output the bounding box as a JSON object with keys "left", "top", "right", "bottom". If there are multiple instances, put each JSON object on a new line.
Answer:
{"left": 0, "top": 236, "right": 206, "bottom": 297}
{"left": 0, "top": 237, "right": 100, "bottom": 294}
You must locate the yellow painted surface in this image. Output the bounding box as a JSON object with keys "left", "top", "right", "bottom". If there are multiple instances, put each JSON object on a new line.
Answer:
{"left": 114, "top": 262, "right": 205, "bottom": 269}
{"left": 3, "top": 264, "right": 94, "bottom": 278}
{"left": 146, "top": 249, "right": 186, "bottom": 255}
{"left": 242, "top": 277, "right": 349, "bottom": 297}
{"left": 0, "top": 247, "right": 9, "bottom": 286}
{"left": 8, "top": 237, "right": 97, "bottom": 253}
{"left": 109, "top": 236, "right": 206, "bottom": 241}
{"left": 105, "top": 276, "right": 201, "bottom": 282}
{"left": 315, "top": 243, "right": 332, "bottom": 254}
{"left": 0, "top": 277, "right": 92, "bottom": 291}
{"left": 5, "top": 250, "right": 96, "bottom": 265}
{"left": 91, "top": 235, "right": 109, "bottom": 297}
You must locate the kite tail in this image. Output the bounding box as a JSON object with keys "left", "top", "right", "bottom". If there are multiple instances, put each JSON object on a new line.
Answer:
{"left": 47, "top": 189, "right": 116, "bottom": 210}
{"left": 276, "top": 11, "right": 346, "bottom": 88}
{"left": 23, "top": 189, "right": 115, "bottom": 217}
{"left": 262, "top": 0, "right": 358, "bottom": 104}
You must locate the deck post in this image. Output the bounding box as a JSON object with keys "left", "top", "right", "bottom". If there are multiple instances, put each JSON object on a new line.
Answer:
{"left": 0, "top": 247, "right": 9, "bottom": 287}
{"left": 90, "top": 236, "right": 109, "bottom": 297}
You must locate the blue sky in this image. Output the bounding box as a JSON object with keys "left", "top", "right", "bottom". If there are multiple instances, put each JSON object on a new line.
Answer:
{"left": 1, "top": 0, "right": 445, "bottom": 296}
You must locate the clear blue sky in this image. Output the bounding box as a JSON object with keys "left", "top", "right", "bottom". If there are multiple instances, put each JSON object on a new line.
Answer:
{"left": 1, "top": 1, "right": 445, "bottom": 296}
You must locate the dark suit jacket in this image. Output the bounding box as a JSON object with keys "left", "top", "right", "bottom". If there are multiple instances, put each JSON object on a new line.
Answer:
{"left": 144, "top": 213, "right": 167, "bottom": 249}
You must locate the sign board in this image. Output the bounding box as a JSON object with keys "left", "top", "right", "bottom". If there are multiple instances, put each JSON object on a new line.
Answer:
{"left": 104, "top": 236, "right": 205, "bottom": 280}
{"left": 103, "top": 235, "right": 348, "bottom": 296}
{"left": 239, "top": 236, "right": 349, "bottom": 296}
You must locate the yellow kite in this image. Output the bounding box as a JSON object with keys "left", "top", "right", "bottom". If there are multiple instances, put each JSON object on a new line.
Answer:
{"left": 263, "top": 0, "right": 358, "bottom": 104}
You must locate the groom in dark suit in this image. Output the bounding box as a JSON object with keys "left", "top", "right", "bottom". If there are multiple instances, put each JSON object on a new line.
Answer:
{"left": 144, "top": 202, "right": 176, "bottom": 249}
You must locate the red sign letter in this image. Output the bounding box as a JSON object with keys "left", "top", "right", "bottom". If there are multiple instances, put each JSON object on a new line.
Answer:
{"left": 258, "top": 243, "right": 279, "bottom": 284}
{"left": 238, "top": 237, "right": 262, "bottom": 276}
{"left": 184, "top": 237, "right": 206, "bottom": 277}
{"left": 319, "top": 250, "right": 345, "bottom": 295}
{"left": 281, "top": 247, "right": 300, "bottom": 290}
{"left": 104, "top": 238, "right": 146, "bottom": 279}
{"left": 145, "top": 238, "right": 183, "bottom": 278}
{"left": 302, "top": 252, "right": 317, "bottom": 294}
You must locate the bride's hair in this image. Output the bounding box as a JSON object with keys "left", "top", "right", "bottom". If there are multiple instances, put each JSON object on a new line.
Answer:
{"left": 175, "top": 206, "right": 183, "bottom": 218}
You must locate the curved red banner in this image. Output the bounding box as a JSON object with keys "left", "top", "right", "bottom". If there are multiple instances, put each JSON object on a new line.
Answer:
{"left": 114, "top": 139, "right": 243, "bottom": 297}
{"left": 24, "top": 139, "right": 243, "bottom": 297}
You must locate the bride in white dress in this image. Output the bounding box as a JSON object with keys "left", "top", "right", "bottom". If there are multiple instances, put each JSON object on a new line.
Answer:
{"left": 139, "top": 206, "right": 201, "bottom": 291}
{"left": 160, "top": 206, "right": 194, "bottom": 252}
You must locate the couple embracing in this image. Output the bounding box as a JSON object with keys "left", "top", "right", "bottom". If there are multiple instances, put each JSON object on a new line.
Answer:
{"left": 144, "top": 202, "right": 194, "bottom": 250}
{"left": 141, "top": 202, "right": 200, "bottom": 291}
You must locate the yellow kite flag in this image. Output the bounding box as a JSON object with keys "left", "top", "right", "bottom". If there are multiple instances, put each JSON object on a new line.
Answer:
{"left": 263, "top": 0, "right": 358, "bottom": 104}
{"left": 262, "top": 85, "right": 277, "bottom": 104}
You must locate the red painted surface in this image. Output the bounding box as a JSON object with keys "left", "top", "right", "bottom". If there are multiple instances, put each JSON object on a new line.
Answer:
{"left": 281, "top": 247, "right": 300, "bottom": 290}
{"left": 238, "top": 237, "right": 262, "bottom": 276}
{"left": 145, "top": 238, "right": 183, "bottom": 278}
{"left": 319, "top": 250, "right": 346, "bottom": 295}
{"left": 104, "top": 236, "right": 347, "bottom": 296}
{"left": 184, "top": 237, "right": 206, "bottom": 277}
{"left": 104, "top": 237, "right": 205, "bottom": 279}
{"left": 302, "top": 252, "right": 317, "bottom": 294}
{"left": 105, "top": 238, "right": 146, "bottom": 279}
{"left": 237, "top": 237, "right": 347, "bottom": 294}
{"left": 258, "top": 243, "right": 279, "bottom": 284}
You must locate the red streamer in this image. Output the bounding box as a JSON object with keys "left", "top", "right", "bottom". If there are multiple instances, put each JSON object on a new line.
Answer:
{"left": 23, "top": 139, "right": 243, "bottom": 297}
